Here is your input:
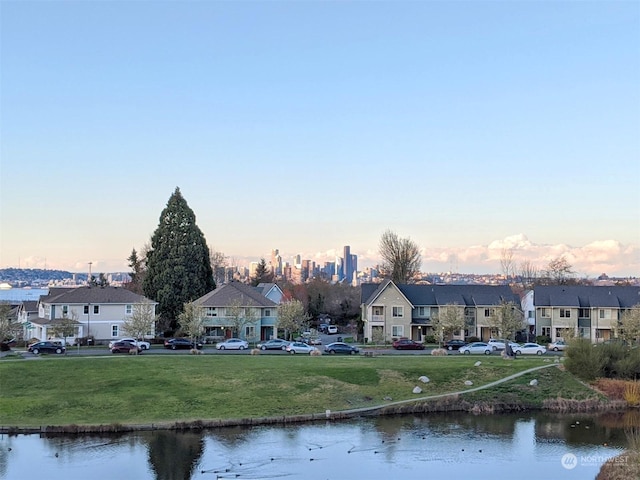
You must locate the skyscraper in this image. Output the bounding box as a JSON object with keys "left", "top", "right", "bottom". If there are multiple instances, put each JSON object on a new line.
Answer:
{"left": 343, "top": 246, "right": 353, "bottom": 283}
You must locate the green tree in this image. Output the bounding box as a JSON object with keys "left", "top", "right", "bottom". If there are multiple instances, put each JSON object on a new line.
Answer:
{"left": 251, "top": 258, "right": 274, "bottom": 286}
{"left": 277, "top": 299, "right": 309, "bottom": 341}
{"left": 125, "top": 248, "right": 146, "bottom": 295}
{"left": 431, "top": 304, "right": 465, "bottom": 344}
{"left": 620, "top": 305, "right": 640, "bottom": 345}
{"left": 122, "top": 300, "right": 155, "bottom": 340}
{"left": 178, "top": 302, "right": 205, "bottom": 347}
{"left": 378, "top": 229, "right": 422, "bottom": 284}
{"left": 143, "top": 187, "right": 215, "bottom": 333}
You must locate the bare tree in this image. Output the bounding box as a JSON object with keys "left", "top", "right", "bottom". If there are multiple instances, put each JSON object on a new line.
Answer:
{"left": 0, "top": 302, "right": 20, "bottom": 349}
{"left": 431, "top": 304, "right": 465, "bottom": 344}
{"left": 277, "top": 299, "right": 309, "bottom": 341}
{"left": 518, "top": 260, "right": 539, "bottom": 290}
{"left": 122, "top": 300, "right": 156, "bottom": 340}
{"left": 500, "top": 247, "right": 516, "bottom": 282}
{"left": 542, "top": 256, "right": 575, "bottom": 285}
{"left": 378, "top": 229, "right": 422, "bottom": 284}
{"left": 209, "top": 247, "right": 228, "bottom": 286}
{"left": 51, "top": 311, "right": 80, "bottom": 348}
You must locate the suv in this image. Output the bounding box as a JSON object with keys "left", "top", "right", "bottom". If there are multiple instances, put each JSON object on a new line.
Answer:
{"left": 327, "top": 325, "right": 338, "bottom": 334}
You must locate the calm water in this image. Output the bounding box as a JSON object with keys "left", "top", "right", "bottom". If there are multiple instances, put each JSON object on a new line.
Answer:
{"left": 0, "top": 411, "right": 633, "bottom": 480}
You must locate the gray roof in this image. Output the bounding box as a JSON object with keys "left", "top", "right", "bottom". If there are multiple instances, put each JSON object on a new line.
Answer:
{"left": 534, "top": 286, "right": 640, "bottom": 308}
{"left": 194, "top": 282, "right": 278, "bottom": 308}
{"left": 39, "top": 286, "right": 153, "bottom": 305}
{"left": 361, "top": 281, "right": 520, "bottom": 307}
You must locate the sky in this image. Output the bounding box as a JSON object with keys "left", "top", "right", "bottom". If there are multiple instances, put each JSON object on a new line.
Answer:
{"left": 1, "top": 0, "right": 639, "bottom": 278}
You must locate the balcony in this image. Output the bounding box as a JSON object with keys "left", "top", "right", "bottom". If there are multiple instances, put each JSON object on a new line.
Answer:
{"left": 371, "top": 315, "right": 385, "bottom": 323}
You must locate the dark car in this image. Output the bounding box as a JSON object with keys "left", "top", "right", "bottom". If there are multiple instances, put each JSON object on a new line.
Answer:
{"left": 164, "top": 338, "right": 203, "bottom": 350}
{"left": 443, "top": 339, "right": 467, "bottom": 351}
{"left": 111, "top": 341, "right": 141, "bottom": 354}
{"left": 28, "top": 341, "right": 65, "bottom": 355}
{"left": 324, "top": 342, "right": 359, "bottom": 355}
{"left": 257, "top": 339, "right": 290, "bottom": 351}
{"left": 392, "top": 338, "right": 425, "bottom": 350}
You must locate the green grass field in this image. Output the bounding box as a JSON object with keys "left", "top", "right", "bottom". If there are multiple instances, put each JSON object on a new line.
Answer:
{"left": 0, "top": 355, "right": 600, "bottom": 427}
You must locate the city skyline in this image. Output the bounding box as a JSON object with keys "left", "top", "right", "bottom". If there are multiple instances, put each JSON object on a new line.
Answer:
{"left": 1, "top": 2, "right": 638, "bottom": 278}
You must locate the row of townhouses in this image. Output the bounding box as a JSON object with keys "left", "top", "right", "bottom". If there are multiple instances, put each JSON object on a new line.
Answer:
{"left": 361, "top": 280, "right": 640, "bottom": 344}
{"left": 14, "top": 280, "right": 640, "bottom": 346}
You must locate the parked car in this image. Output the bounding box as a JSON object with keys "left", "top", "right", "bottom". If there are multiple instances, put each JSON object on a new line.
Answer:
{"left": 443, "top": 339, "right": 467, "bottom": 351}
{"left": 392, "top": 338, "right": 425, "bottom": 350}
{"left": 513, "top": 343, "right": 547, "bottom": 355}
{"left": 306, "top": 337, "right": 322, "bottom": 345}
{"left": 548, "top": 340, "right": 567, "bottom": 352}
{"left": 318, "top": 323, "right": 329, "bottom": 333}
{"left": 28, "top": 341, "right": 66, "bottom": 355}
{"left": 286, "top": 342, "right": 318, "bottom": 355}
{"left": 324, "top": 342, "right": 359, "bottom": 355}
{"left": 257, "top": 339, "right": 290, "bottom": 351}
{"left": 216, "top": 338, "right": 249, "bottom": 350}
{"left": 164, "top": 338, "right": 203, "bottom": 350}
{"left": 458, "top": 342, "right": 492, "bottom": 355}
{"left": 111, "top": 341, "right": 141, "bottom": 354}
{"left": 487, "top": 339, "right": 507, "bottom": 351}
{"left": 327, "top": 325, "right": 338, "bottom": 334}
{"left": 109, "top": 338, "right": 151, "bottom": 350}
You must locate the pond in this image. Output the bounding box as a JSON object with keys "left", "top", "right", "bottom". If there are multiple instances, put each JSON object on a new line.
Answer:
{"left": 0, "top": 411, "right": 635, "bottom": 479}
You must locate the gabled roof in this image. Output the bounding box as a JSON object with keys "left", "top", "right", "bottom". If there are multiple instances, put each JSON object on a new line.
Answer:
{"left": 39, "top": 286, "right": 153, "bottom": 305}
{"left": 361, "top": 282, "right": 519, "bottom": 308}
{"left": 360, "top": 279, "right": 414, "bottom": 307}
{"left": 255, "top": 283, "right": 283, "bottom": 298}
{"left": 194, "top": 282, "right": 277, "bottom": 308}
{"left": 534, "top": 286, "right": 640, "bottom": 309}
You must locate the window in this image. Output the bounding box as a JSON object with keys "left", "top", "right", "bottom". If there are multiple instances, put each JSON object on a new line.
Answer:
{"left": 93, "top": 305, "right": 100, "bottom": 315}
{"left": 599, "top": 309, "right": 611, "bottom": 320}
{"left": 484, "top": 308, "right": 495, "bottom": 317}
{"left": 417, "top": 306, "right": 429, "bottom": 316}
{"left": 111, "top": 325, "right": 119, "bottom": 337}
{"left": 579, "top": 308, "right": 590, "bottom": 318}
{"left": 541, "top": 327, "right": 551, "bottom": 337}
{"left": 540, "top": 308, "right": 550, "bottom": 318}
{"left": 528, "top": 311, "right": 535, "bottom": 319}
{"left": 84, "top": 305, "right": 89, "bottom": 315}
{"left": 560, "top": 309, "right": 571, "bottom": 318}
{"left": 392, "top": 306, "right": 404, "bottom": 318}
{"left": 392, "top": 325, "right": 404, "bottom": 337}
{"left": 205, "top": 307, "right": 217, "bottom": 317}
{"left": 245, "top": 326, "right": 255, "bottom": 338}
{"left": 264, "top": 309, "right": 271, "bottom": 317}
{"left": 62, "top": 305, "right": 69, "bottom": 316}
{"left": 372, "top": 306, "right": 384, "bottom": 316}
{"left": 125, "top": 305, "right": 132, "bottom": 315}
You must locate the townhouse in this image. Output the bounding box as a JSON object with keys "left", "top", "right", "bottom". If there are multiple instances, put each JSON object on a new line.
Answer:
{"left": 361, "top": 280, "right": 522, "bottom": 343}
{"left": 534, "top": 285, "right": 640, "bottom": 343}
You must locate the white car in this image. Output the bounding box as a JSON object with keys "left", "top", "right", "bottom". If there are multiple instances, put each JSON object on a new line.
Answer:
{"left": 108, "top": 338, "right": 150, "bottom": 350}
{"left": 458, "top": 342, "right": 492, "bottom": 355}
{"left": 548, "top": 340, "right": 567, "bottom": 352}
{"left": 285, "top": 342, "right": 318, "bottom": 355}
{"left": 513, "top": 343, "right": 547, "bottom": 356}
{"left": 327, "top": 325, "right": 338, "bottom": 334}
{"left": 487, "top": 339, "right": 507, "bottom": 351}
{"left": 216, "top": 338, "right": 249, "bottom": 350}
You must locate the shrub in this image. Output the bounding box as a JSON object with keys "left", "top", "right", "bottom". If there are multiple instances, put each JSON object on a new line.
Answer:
{"left": 624, "top": 382, "right": 640, "bottom": 407}
{"left": 466, "top": 336, "right": 480, "bottom": 343}
{"left": 600, "top": 342, "right": 629, "bottom": 378}
{"left": 536, "top": 335, "right": 551, "bottom": 345}
{"left": 423, "top": 335, "right": 436, "bottom": 344}
{"left": 564, "top": 338, "right": 604, "bottom": 381}
{"left": 615, "top": 348, "right": 640, "bottom": 380}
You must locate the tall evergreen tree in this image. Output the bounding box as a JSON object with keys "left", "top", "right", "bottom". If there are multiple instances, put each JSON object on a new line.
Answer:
{"left": 250, "top": 257, "right": 273, "bottom": 286}
{"left": 143, "top": 187, "right": 215, "bottom": 333}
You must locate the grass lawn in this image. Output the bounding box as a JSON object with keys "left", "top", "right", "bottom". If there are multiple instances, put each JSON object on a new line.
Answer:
{"left": 0, "top": 354, "right": 599, "bottom": 427}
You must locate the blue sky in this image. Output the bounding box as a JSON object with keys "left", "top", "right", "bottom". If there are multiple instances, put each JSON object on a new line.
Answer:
{"left": 1, "top": 1, "right": 639, "bottom": 277}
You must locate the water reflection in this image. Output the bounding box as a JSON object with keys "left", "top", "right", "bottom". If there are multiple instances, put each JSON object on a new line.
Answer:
{"left": 0, "top": 412, "right": 630, "bottom": 480}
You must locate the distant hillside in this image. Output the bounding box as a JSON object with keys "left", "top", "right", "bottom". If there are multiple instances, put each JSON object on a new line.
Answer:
{"left": 0, "top": 268, "right": 81, "bottom": 285}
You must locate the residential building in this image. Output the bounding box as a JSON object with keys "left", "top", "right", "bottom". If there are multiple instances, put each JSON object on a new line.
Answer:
{"left": 28, "top": 286, "right": 157, "bottom": 343}
{"left": 193, "top": 282, "right": 280, "bottom": 342}
{"left": 534, "top": 285, "right": 640, "bottom": 343}
{"left": 361, "top": 280, "right": 521, "bottom": 343}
